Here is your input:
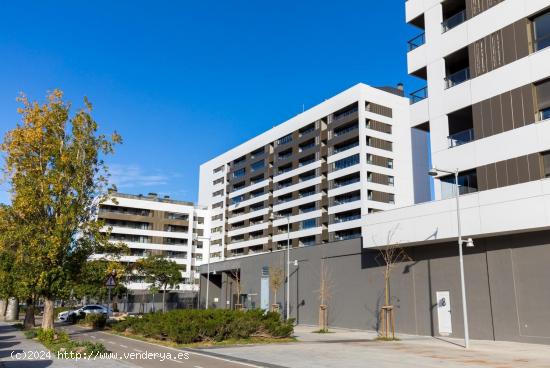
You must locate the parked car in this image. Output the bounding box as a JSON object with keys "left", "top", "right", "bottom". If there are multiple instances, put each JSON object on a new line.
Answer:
{"left": 57, "top": 304, "right": 112, "bottom": 322}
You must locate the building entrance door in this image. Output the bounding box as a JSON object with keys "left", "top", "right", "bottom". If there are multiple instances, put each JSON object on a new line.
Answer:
{"left": 436, "top": 291, "right": 452, "bottom": 336}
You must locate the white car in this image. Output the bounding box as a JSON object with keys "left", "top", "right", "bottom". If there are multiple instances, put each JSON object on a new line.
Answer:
{"left": 58, "top": 304, "right": 112, "bottom": 322}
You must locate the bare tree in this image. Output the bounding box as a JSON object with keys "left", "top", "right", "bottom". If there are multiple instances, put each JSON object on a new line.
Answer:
{"left": 269, "top": 266, "right": 284, "bottom": 313}
{"left": 317, "top": 256, "right": 334, "bottom": 332}
{"left": 230, "top": 269, "right": 242, "bottom": 310}
{"left": 375, "top": 227, "right": 412, "bottom": 339}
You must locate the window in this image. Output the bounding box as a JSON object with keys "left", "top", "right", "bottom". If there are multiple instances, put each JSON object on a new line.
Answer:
{"left": 440, "top": 169, "right": 478, "bottom": 198}
{"left": 212, "top": 201, "right": 223, "bottom": 209}
{"left": 250, "top": 174, "right": 264, "bottom": 184}
{"left": 299, "top": 123, "right": 315, "bottom": 136}
{"left": 278, "top": 178, "right": 293, "bottom": 189}
{"left": 533, "top": 10, "right": 550, "bottom": 52}
{"left": 250, "top": 202, "right": 264, "bottom": 211}
{"left": 299, "top": 186, "right": 316, "bottom": 198}
{"left": 301, "top": 219, "right": 316, "bottom": 229}
{"left": 299, "top": 236, "right": 316, "bottom": 246}
{"left": 251, "top": 160, "right": 265, "bottom": 172}
{"left": 212, "top": 189, "right": 224, "bottom": 197}
{"left": 333, "top": 122, "right": 358, "bottom": 137}
{"left": 250, "top": 147, "right": 265, "bottom": 158}
{"left": 299, "top": 154, "right": 315, "bottom": 167}
{"left": 231, "top": 195, "right": 244, "bottom": 205}
{"left": 333, "top": 104, "right": 358, "bottom": 121}
{"left": 165, "top": 212, "right": 188, "bottom": 220}
{"left": 299, "top": 139, "right": 315, "bottom": 152}
{"left": 278, "top": 148, "right": 293, "bottom": 161}
{"left": 213, "top": 165, "right": 224, "bottom": 174}
{"left": 334, "top": 154, "right": 360, "bottom": 171}
{"left": 333, "top": 172, "right": 360, "bottom": 188}
{"left": 278, "top": 193, "right": 293, "bottom": 203}
{"left": 299, "top": 202, "right": 316, "bottom": 213}
{"left": 233, "top": 168, "right": 246, "bottom": 178}
{"left": 299, "top": 170, "right": 316, "bottom": 182}
{"left": 277, "top": 134, "right": 293, "bottom": 145}
{"left": 213, "top": 177, "right": 224, "bottom": 186}
{"left": 333, "top": 138, "right": 359, "bottom": 154}
{"left": 233, "top": 155, "right": 246, "bottom": 166}
{"left": 250, "top": 188, "right": 264, "bottom": 198}
{"left": 542, "top": 151, "right": 550, "bottom": 178}
{"left": 278, "top": 163, "right": 293, "bottom": 175}
{"left": 536, "top": 79, "right": 550, "bottom": 121}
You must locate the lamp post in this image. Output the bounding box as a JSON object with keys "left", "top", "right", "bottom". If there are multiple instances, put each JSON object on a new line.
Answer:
{"left": 196, "top": 235, "right": 212, "bottom": 309}
{"left": 429, "top": 167, "right": 474, "bottom": 349}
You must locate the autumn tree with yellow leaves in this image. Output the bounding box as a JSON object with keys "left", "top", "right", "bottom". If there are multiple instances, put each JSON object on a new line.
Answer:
{"left": 1, "top": 90, "right": 122, "bottom": 329}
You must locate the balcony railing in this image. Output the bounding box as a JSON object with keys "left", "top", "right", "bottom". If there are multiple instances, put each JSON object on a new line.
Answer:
{"left": 442, "top": 10, "right": 467, "bottom": 33}
{"left": 407, "top": 32, "right": 425, "bottom": 51}
{"left": 334, "top": 214, "right": 361, "bottom": 223}
{"left": 445, "top": 67, "right": 470, "bottom": 89}
{"left": 409, "top": 86, "right": 428, "bottom": 104}
{"left": 333, "top": 107, "right": 358, "bottom": 122}
{"left": 448, "top": 128, "right": 474, "bottom": 148}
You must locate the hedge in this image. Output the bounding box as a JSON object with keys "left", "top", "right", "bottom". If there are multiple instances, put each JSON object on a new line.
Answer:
{"left": 111, "top": 309, "right": 294, "bottom": 344}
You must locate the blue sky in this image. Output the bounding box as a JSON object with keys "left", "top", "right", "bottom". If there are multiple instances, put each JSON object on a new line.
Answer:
{"left": 0, "top": 1, "right": 422, "bottom": 204}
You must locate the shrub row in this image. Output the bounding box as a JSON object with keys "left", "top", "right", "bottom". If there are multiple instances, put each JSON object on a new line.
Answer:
{"left": 111, "top": 309, "right": 294, "bottom": 344}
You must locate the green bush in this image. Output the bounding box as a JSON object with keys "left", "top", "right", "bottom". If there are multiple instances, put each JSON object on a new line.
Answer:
{"left": 111, "top": 309, "right": 294, "bottom": 344}
{"left": 83, "top": 314, "right": 107, "bottom": 329}
{"left": 24, "top": 329, "right": 39, "bottom": 339}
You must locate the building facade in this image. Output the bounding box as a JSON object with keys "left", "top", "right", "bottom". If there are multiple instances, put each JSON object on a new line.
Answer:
{"left": 95, "top": 192, "right": 208, "bottom": 292}
{"left": 199, "top": 83, "right": 429, "bottom": 260}
{"left": 198, "top": 0, "right": 550, "bottom": 345}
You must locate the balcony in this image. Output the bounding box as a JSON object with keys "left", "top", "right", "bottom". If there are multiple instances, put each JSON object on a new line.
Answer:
{"left": 448, "top": 128, "right": 474, "bottom": 148}
{"left": 409, "top": 86, "right": 428, "bottom": 104}
{"left": 445, "top": 67, "right": 470, "bottom": 89}
{"left": 332, "top": 105, "right": 358, "bottom": 123}
{"left": 442, "top": 10, "right": 466, "bottom": 32}
{"left": 407, "top": 32, "right": 425, "bottom": 51}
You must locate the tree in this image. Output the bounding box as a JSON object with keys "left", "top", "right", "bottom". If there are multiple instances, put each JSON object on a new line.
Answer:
{"left": 229, "top": 269, "right": 242, "bottom": 310}
{"left": 317, "top": 257, "right": 334, "bottom": 332}
{"left": 375, "top": 228, "right": 412, "bottom": 339}
{"left": 1, "top": 90, "right": 122, "bottom": 329}
{"left": 135, "top": 255, "right": 183, "bottom": 312}
{"left": 269, "top": 266, "right": 284, "bottom": 312}
{"left": 71, "top": 259, "right": 128, "bottom": 302}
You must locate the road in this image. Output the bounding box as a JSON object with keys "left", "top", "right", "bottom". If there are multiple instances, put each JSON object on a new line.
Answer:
{"left": 57, "top": 323, "right": 284, "bottom": 368}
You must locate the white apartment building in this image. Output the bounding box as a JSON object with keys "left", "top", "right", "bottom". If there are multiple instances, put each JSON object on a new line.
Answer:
{"left": 199, "top": 83, "right": 430, "bottom": 260}
{"left": 94, "top": 192, "right": 208, "bottom": 292}
{"left": 366, "top": 0, "right": 550, "bottom": 246}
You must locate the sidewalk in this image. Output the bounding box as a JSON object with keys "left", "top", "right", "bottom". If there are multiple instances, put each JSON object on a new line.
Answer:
{"left": 0, "top": 322, "right": 134, "bottom": 368}
{"left": 207, "top": 325, "right": 550, "bottom": 368}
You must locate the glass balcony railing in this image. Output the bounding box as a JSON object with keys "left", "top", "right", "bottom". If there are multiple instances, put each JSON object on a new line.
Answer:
{"left": 334, "top": 214, "right": 361, "bottom": 223}
{"left": 409, "top": 86, "right": 428, "bottom": 104}
{"left": 448, "top": 128, "right": 474, "bottom": 148}
{"left": 445, "top": 67, "right": 470, "bottom": 89}
{"left": 442, "top": 10, "right": 467, "bottom": 33}
{"left": 407, "top": 32, "right": 425, "bottom": 51}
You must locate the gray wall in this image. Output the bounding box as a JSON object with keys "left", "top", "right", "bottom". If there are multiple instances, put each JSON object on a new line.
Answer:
{"left": 200, "top": 230, "right": 550, "bottom": 345}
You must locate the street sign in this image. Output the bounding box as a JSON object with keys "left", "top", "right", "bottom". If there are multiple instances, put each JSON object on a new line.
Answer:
{"left": 105, "top": 275, "right": 116, "bottom": 289}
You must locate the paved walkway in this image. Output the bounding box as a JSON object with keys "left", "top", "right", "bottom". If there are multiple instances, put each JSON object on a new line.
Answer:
{"left": 207, "top": 325, "right": 550, "bottom": 368}
{"left": 0, "top": 322, "right": 134, "bottom": 368}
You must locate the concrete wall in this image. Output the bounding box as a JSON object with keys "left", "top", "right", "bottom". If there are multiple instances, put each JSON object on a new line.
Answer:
{"left": 200, "top": 230, "right": 550, "bottom": 345}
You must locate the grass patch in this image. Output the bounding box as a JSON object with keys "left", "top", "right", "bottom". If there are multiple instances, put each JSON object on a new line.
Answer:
{"left": 376, "top": 336, "right": 400, "bottom": 342}
{"left": 34, "top": 329, "right": 108, "bottom": 357}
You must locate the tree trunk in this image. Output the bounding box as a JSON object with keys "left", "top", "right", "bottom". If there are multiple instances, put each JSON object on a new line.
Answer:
{"left": 319, "top": 305, "right": 328, "bottom": 331}
{"left": 0, "top": 299, "right": 7, "bottom": 321}
{"left": 5, "top": 297, "right": 19, "bottom": 322}
{"left": 162, "top": 287, "right": 166, "bottom": 313}
{"left": 23, "top": 298, "right": 35, "bottom": 330}
{"left": 41, "top": 298, "right": 55, "bottom": 330}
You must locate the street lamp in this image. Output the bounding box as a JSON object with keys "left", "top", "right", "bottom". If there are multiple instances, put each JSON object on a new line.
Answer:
{"left": 270, "top": 213, "right": 291, "bottom": 321}
{"left": 429, "top": 167, "right": 474, "bottom": 348}
{"left": 195, "top": 235, "right": 212, "bottom": 310}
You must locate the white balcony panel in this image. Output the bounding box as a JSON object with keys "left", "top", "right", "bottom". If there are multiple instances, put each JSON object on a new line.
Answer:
{"left": 328, "top": 182, "right": 362, "bottom": 198}
{"left": 107, "top": 226, "right": 191, "bottom": 240}
{"left": 407, "top": 43, "right": 427, "bottom": 75}
{"left": 229, "top": 179, "right": 270, "bottom": 199}
{"left": 327, "top": 165, "right": 361, "bottom": 181}
{"left": 273, "top": 160, "right": 322, "bottom": 183}
{"left": 273, "top": 193, "right": 323, "bottom": 213}
{"left": 228, "top": 208, "right": 269, "bottom": 224}
{"left": 273, "top": 177, "right": 322, "bottom": 197}
{"left": 227, "top": 236, "right": 270, "bottom": 251}
{"left": 409, "top": 98, "right": 429, "bottom": 127}
{"left": 364, "top": 111, "right": 394, "bottom": 125}
{"left": 112, "top": 241, "right": 190, "bottom": 252}
{"left": 365, "top": 164, "right": 394, "bottom": 176}
{"left": 366, "top": 182, "right": 396, "bottom": 194}
{"left": 328, "top": 218, "right": 364, "bottom": 233}
{"left": 327, "top": 146, "right": 361, "bottom": 164}
{"left": 271, "top": 227, "right": 322, "bottom": 242}
{"left": 228, "top": 193, "right": 270, "bottom": 211}
{"left": 272, "top": 210, "right": 323, "bottom": 227}
{"left": 227, "top": 222, "right": 269, "bottom": 237}
{"left": 328, "top": 201, "right": 361, "bottom": 215}
{"left": 364, "top": 146, "right": 396, "bottom": 160}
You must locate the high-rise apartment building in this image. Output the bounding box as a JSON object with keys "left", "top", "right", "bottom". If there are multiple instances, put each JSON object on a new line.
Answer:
{"left": 199, "top": 83, "right": 429, "bottom": 260}
{"left": 94, "top": 192, "right": 208, "bottom": 292}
